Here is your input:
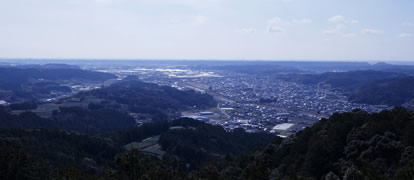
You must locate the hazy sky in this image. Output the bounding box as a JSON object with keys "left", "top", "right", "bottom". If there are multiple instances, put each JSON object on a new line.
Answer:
{"left": 1, "top": 0, "right": 414, "bottom": 61}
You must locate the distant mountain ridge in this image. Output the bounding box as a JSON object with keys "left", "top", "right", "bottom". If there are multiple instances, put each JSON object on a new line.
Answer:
{"left": 282, "top": 70, "right": 414, "bottom": 106}
{"left": 0, "top": 66, "right": 116, "bottom": 103}
{"left": 14, "top": 63, "right": 81, "bottom": 69}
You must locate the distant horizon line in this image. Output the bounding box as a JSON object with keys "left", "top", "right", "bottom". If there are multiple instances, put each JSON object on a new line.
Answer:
{"left": 1, "top": 58, "right": 414, "bottom": 63}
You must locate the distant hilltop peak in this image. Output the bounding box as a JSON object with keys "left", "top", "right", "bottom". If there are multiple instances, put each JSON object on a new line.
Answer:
{"left": 42, "top": 64, "right": 80, "bottom": 69}
{"left": 373, "top": 62, "right": 391, "bottom": 66}
{"left": 16, "top": 63, "right": 80, "bottom": 69}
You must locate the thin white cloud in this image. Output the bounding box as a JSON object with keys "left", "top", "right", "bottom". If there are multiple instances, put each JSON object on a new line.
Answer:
{"left": 329, "top": 15, "right": 345, "bottom": 23}
{"left": 267, "top": 17, "right": 311, "bottom": 33}
{"left": 397, "top": 33, "right": 412, "bottom": 38}
{"left": 267, "top": 17, "right": 286, "bottom": 33}
{"left": 292, "top": 18, "right": 312, "bottom": 24}
{"left": 361, "top": 28, "right": 384, "bottom": 35}
{"left": 323, "top": 24, "right": 345, "bottom": 34}
{"left": 349, "top": 20, "right": 359, "bottom": 24}
{"left": 328, "top": 15, "right": 359, "bottom": 25}
{"left": 323, "top": 24, "right": 355, "bottom": 38}
{"left": 324, "top": 16, "right": 359, "bottom": 38}
{"left": 268, "top": 17, "right": 284, "bottom": 25}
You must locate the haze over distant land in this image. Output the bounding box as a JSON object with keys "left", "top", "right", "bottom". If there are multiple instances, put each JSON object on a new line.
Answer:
{"left": 1, "top": 59, "right": 414, "bottom": 67}
{"left": 1, "top": 0, "right": 414, "bottom": 61}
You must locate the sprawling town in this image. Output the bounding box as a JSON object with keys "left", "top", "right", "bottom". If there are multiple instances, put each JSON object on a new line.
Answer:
{"left": 96, "top": 65, "right": 392, "bottom": 137}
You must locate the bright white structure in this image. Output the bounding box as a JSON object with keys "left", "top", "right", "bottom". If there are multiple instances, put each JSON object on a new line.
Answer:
{"left": 272, "top": 123, "right": 294, "bottom": 131}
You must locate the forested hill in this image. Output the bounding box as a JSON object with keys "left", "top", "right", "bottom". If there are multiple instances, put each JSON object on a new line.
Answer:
{"left": 2, "top": 107, "right": 413, "bottom": 179}
{"left": 0, "top": 106, "right": 136, "bottom": 135}
{"left": 158, "top": 107, "right": 414, "bottom": 179}
{"left": 78, "top": 79, "right": 217, "bottom": 120}
{"left": 282, "top": 70, "right": 414, "bottom": 106}
{"left": 0, "top": 118, "right": 276, "bottom": 180}
{"left": 13, "top": 63, "right": 81, "bottom": 70}
{"left": 0, "top": 77, "right": 217, "bottom": 134}
{"left": 0, "top": 67, "right": 116, "bottom": 87}
{"left": 0, "top": 66, "right": 116, "bottom": 103}
{"left": 1, "top": 105, "right": 414, "bottom": 179}
{"left": 222, "top": 107, "right": 414, "bottom": 179}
